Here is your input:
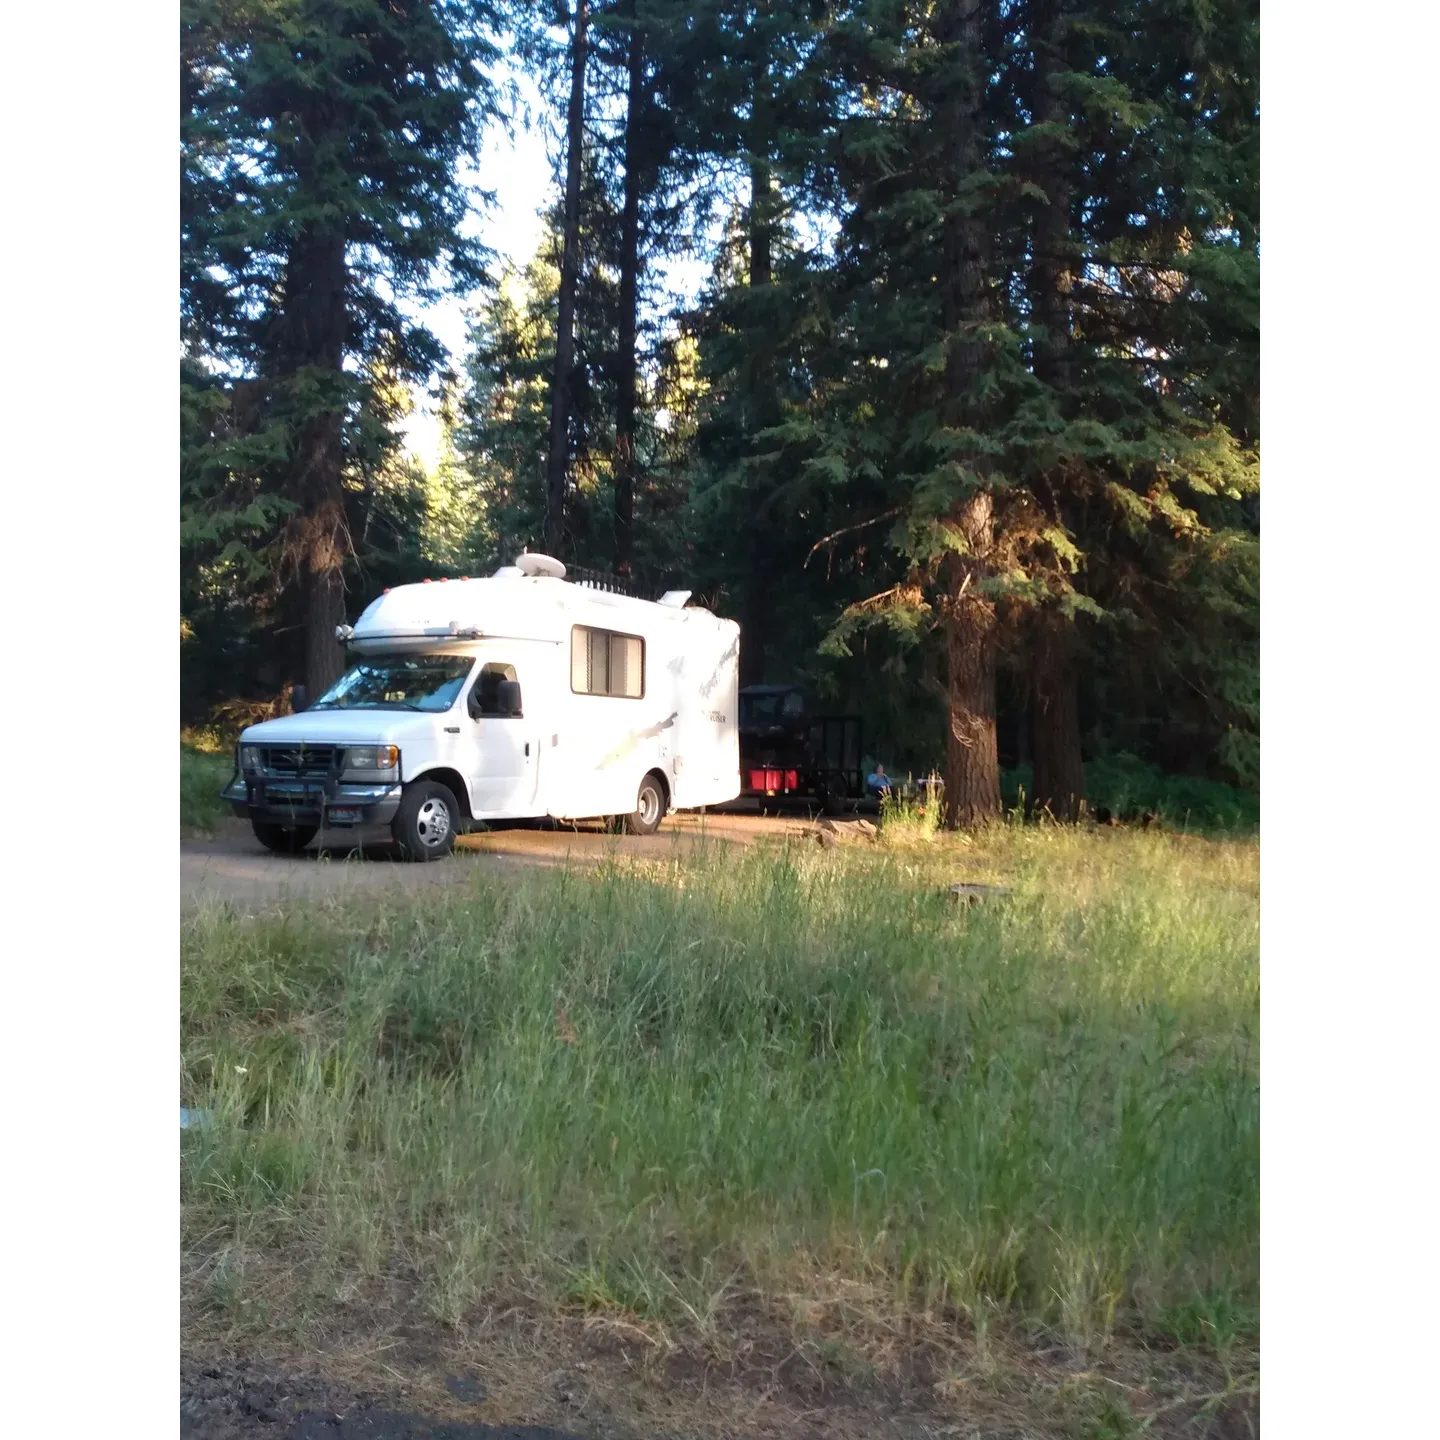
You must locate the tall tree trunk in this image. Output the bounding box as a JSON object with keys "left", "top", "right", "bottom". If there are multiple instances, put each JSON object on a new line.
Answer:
{"left": 302, "top": 511, "right": 346, "bottom": 697}
{"left": 938, "top": 0, "right": 1000, "bottom": 830}
{"left": 1031, "top": 615, "right": 1084, "bottom": 820}
{"left": 738, "top": 71, "right": 775, "bottom": 688}
{"left": 1028, "top": 0, "right": 1084, "bottom": 817}
{"left": 272, "top": 227, "right": 349, "bottom": 698}
{"left": 942, "top": 494, "right": 1001, "bottom": 828}
{"left": 614, "top": 13, "right": 643, "bottom": 577}
{"left": 749, "top": 158, "right": 773, "bottom": 289}
{"left": 545, "top": 0, "right": 589, "bottom": 558}
{"left": 1031, "top": 0, "right": 1073, "bottom": 397}
{"left": 736, "top": 156, "right": 774, "bottom": 687}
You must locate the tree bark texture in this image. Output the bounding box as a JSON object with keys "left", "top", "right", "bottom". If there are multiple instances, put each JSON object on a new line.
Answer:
{"left": 749, "top": 159, "right": 773, "bottom": 289}
{"left": 545, "top": 0, "right": 589, "bottom": 558}
{"left": 614, "top": 14, "right": 643, "bottom": 576}
{"left": 942, "top": 492, "right": 1001, "bottom": 828}
{"left": 1030, "top": 0, "right": 1074, "bottom": 396}
{"left": 271, "top": 227, "right": 349, "bottom": 698}
{"left": 1030, "top": 616, "right": 1084, "bottom": 820}
{"left": 737, "top": 61, "right": 776, "bottom": 687}
{"left": 937, "top": 0, "right": 1000, "bottom": 829}
{"left": 1027, "top": 0, "right": 1084, "bottom": 816}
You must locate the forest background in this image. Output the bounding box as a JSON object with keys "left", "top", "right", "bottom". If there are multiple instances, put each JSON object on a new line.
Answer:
{"left": 180, "top": 0, "right": 1259, "bottom": 829}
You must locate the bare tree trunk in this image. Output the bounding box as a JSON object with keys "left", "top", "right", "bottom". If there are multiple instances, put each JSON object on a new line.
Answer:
{"left": 937, "top": 0, "right": 1000, "bottom": 830}
{"left": 1031, "top": 0, "right": 1074, "bottom": 396}
{"left": 545, "top": 0, "right": 589, "bottom": 558}
{"left": 271, "top": 227, "right": 349, "bottom": 698}
{"left": 1027, "top": 0, "right": 1084, "bottom": 817}
{"left": 738, "top": 69, "right": 775, "bottom": 687}
{"left": 942, "top": 493, "right": 1001, "bottom": 828}
{"left": 614, "top": 12, "right": 643, "bottom": 577}
{"left": 302, "top": 502, "right": 347, "bottom": 697}
{"left": 1031, "top": 615, "right": 1084, "bottom": 820}
{"left": 736, "top": 153, "right": 774, "bottom": 687}
{"left": 749, "top": 160, "right": 772, "bottom": 289}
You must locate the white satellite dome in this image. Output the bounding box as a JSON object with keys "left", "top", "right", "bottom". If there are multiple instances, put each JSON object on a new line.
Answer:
{"left": 514, "top": 553, "right": 567, "bottom": 579}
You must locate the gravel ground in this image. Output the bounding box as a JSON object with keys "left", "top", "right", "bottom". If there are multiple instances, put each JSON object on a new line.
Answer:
{"left": 181, "top": 809, "right": 824, "bottom": 909}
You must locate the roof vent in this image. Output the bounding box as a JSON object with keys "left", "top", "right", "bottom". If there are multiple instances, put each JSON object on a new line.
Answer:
{"left": 515, "top": 553, "right": 566, "bottom": 579}
{"left": 659, "top": 590, "right": 692, "bottom": 608}
{"left": 492, "top": 565, "right": 524, "bottom": 579}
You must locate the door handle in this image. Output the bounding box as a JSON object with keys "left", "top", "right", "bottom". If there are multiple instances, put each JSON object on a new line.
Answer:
{"left": 525, "top": 742, "right": 531, "bottom": 757}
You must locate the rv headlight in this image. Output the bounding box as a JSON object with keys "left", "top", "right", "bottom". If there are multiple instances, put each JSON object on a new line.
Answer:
{"left": 342, "top": 745, "right": 400, "bottom": 774}
{"left": 239, "top": 745, "right": 262, "bottom": 771}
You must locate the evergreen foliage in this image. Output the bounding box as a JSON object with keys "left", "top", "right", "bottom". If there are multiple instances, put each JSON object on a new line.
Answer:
{"left": 181, "top": 0, "right": 506, "bottom": 694}
{"left": 179, "top": 0, "right": 1259, "bottom": 820}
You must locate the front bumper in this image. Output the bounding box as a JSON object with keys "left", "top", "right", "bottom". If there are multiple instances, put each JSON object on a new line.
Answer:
{"left": 221, "top": 771, "right": 403, "bottom": 828}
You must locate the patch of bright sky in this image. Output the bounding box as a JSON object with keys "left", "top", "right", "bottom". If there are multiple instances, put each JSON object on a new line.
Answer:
{"left": 395, "top": 63, "right": 549, "bottom": 466}
{"left": 399, "top": 57, "right": 717, "bottom": 469}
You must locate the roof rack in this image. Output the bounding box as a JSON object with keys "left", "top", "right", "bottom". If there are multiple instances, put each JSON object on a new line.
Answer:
{"left": 566, "top": 564, "right": 661, "bottom": 602}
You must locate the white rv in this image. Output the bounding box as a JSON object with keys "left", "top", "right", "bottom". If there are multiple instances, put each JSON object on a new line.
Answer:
{"left": 221, "top": 555, "right": 741, "bottom": 859}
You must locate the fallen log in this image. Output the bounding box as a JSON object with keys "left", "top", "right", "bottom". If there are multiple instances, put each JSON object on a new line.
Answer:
{"left": 948, "top": 882, "right": 1014, "bottom": 905}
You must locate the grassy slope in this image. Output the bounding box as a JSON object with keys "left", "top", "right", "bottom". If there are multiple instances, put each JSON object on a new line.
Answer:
{"left": 181, "top": 826, "right": 1258, "bottom": 1434}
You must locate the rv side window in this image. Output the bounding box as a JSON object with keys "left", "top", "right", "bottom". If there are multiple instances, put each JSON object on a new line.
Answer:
{"left": 570, "top": 626, "right": 644, "bottom": 698}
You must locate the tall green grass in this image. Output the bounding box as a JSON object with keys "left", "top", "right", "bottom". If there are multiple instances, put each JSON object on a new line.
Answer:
{"left": 181, "top": 741, "right": 234, "bottom": 833}
{"left": 1002, "top": 754, "right": 1259, "bottom": 830}
{"left": 181, "top": 828, "right": 1258, "bottom": 1353}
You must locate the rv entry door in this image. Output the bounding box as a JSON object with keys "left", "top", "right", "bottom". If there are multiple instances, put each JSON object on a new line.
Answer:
{"left": 466, "top": 661, "right": 538, "bottom": 815}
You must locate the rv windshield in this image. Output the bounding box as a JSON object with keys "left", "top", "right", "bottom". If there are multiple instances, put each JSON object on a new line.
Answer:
{"left": 310, "top": 654, "right": 475, "bottom": 712}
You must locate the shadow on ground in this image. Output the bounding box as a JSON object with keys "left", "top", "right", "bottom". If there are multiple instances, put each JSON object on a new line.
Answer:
{"left": 182, "top": 1363, "right": 586, "bottom": 1440}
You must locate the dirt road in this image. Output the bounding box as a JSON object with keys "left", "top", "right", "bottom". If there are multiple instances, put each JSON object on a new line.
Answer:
{"left": 182, "top": 809, "right": 826, "bottom": 908}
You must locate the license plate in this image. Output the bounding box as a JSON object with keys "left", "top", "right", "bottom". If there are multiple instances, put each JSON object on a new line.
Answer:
{"left": 327, "top": 807, "right": 360, "bottom": 823}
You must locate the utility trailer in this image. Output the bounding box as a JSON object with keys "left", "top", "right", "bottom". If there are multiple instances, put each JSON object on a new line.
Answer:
{"left": 222, "top": 554, "right": 740, "bottom": 859}
{"left": 737, "top": 684, "right": 863, "bottom": 816}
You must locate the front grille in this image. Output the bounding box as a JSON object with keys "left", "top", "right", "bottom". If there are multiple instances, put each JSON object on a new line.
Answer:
{"left": 262, "top": 744, "right": 338, "bottom": 778}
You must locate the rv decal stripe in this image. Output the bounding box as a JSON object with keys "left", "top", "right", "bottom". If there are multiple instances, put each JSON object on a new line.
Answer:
{"left": 596, "top": 712, "right": 678, "bottom": 769}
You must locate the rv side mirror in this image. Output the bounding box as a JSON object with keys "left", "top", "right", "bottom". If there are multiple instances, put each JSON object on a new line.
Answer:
{"left": 292, "top": 684, "right": 309, "bottom": 714}
{"left": 496, "top": 679, "right": 522, "bottom": 716}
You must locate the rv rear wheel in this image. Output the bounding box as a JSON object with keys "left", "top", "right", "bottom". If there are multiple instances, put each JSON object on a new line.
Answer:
{"left": 391, "top": 780, "right": 458, "bottom": 861}
{"left": 623, "top": 773, "right": 667, "bottom": 836}
{"left": 251, "top": 820, "right": 318, "bottom": 855}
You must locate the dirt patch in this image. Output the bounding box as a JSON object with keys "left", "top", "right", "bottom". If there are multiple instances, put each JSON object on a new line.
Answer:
{"left": 181, "top": 811, "right": 825, "bottom": 910}
{"left": 182, "top": 1249, "right": 1255, "bottom": 1440}
{"left": 181, "top": 1358, "right": 586, "bottom": 1438}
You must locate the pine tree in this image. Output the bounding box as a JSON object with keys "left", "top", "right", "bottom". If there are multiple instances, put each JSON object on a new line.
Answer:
{"left": 544, "top": 0, "right": 591, "bottom": 556}
{"left": 767, "top": 0, "right": 1258, "bottom": 825}
{"left": 181, "top": 0, "right": 502, "bottom": 695}
{"left": 462, "top": 170, "right": 635, "bottom": 572}
{"left": 1006, "top": 0, "right": 1260, "bottom": 815}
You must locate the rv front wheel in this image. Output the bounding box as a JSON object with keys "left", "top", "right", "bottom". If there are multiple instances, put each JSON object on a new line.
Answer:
{"left": 624, "top": 773, "right": 667, "bottom": 836}
{"left": 391, "top": 780, "right": 458, "bottom": 861}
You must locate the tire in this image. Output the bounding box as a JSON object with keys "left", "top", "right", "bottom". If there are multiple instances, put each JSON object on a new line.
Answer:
{"left": 251, "top": 820, "right": 318, "bottom": 855}
{"left": 622, "top": 773, "right": 667, "bottom": 836}
{"left": 390, "top": 780, "right": 458, "bottom": 861}
{"left": 818, "top": 776, "right": 846, "bottom": 817}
